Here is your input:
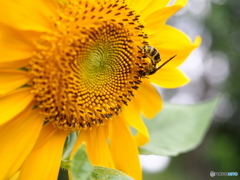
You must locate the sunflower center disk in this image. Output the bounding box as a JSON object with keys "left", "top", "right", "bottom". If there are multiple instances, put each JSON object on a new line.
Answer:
{"left": 29, "top": 0, "right": 148, "bottom": 131}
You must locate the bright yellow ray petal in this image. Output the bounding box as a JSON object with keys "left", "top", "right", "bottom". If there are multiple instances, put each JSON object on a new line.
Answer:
{"left": 135, "top": 80, "right": 163, "bottom": 119}
{"left": 0, "top": 70, "right": 30, "bottom": 96}
{"left": 0, "top": 88, "right": 34, "bottom": 125}
{"left": 109, "top": 117, "right": 142, "bottom": 180}
{"left": 72, "top": 125, "right": 115, "bottom": 169}
{"left": 9, "top": 171, "right": 20, "bottom": 180}
{"left": 132, "top": 0, "right": 151, "bottom": 12}
{"left": 150, "top": 25, "right": 192, "bottom": 50}
{"left": 18, "top": 123, "right": 69, "bottom": 180}
{"left": 140, "top": 0, "right": 170, "bottom": 19}
{"left": 144, "top": 0, "right": 187, "bottom": 33}
{"left": 0, "top": 24, "right": 39, "bottom": 62}
{"left": 0, "top": 0, "right": 56, "bottom": 31}
{"left": 0, "top": 108, "right": 44, "bottom": 180}
{"left": 135, "top": 132, "right": 149, "bottom": 148}
{"left": 0, "top": 59, "right": 29, "bottom": 69}
{"left": 150, "top": 25, "right": 201, "bottom": 68}
{"left": 133, "top": 0, "right": 168, "bottom": 13}
{"left": 149, "top": 67, "right": 190, "bottom": 88}
{"left": 122, "top": 99, "right": 150, "bottom": 146}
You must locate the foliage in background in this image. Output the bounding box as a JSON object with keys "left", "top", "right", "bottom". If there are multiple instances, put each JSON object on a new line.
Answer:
{"left": 140, "top": 98, "right": 218, "bottom": 156}
{"left": 69, "top": 144, "right": 134, "bottom": 180}
{"left": 204, "top": 0, "right": 240, "bottom": 175}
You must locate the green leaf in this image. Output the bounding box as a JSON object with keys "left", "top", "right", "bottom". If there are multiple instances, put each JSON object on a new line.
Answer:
{"left": 70, "top": 143, "right": 93, "bottom": 180}
{"left": 92, "top": 166, "right": 134, "bottom": 180}
{"left": 69, "top": 144, "right": 134, "bottom": 180}
{"left": 139, "top": 97, "right": 219, "bottom": 156}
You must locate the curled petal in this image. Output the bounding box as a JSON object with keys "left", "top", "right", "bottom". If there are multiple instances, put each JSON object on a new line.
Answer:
{"left": 122, "top": 101, "right": 150, "bottom": 146}
{"left": 135, "top": 80, "right": 163, "bottom": 119}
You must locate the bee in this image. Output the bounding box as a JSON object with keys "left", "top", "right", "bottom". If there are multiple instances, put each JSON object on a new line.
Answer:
{"left": 137, "top": 45, "right": 176, "bottom": 76}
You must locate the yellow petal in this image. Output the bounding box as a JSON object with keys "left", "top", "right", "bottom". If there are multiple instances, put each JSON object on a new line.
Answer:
{"left": 122, "top": 100, "right": 150, "bottom": 147}
{"left": 144, "top": 0, "right": 187, "bottom": 33}
{"left": 9, "top": 171, "right": 20, "bottom": 180}
{"left": 150, "top": 26, "right": 201, "bottom": 68}
{"left": 0, "top": 88, "right": 34, "bottom": 125}
{"left": 0, "top": 0, "right": 56, "bottom": 31}
{"left": 109, "top": 117, "right": 142, "bottom": 180}
{"left": 0, "top": 70, "right": 30, "bottom": 96}
{"left": 135, "top": 80, "right": 163, "bottom": 119}
{"left": 0, "top": 108, "right": 44, "bottom": 180}
{"left": 19, "top": 123, "right": 69, "bottom": 180}
{"left": 133, "top": 0, "right": 169, "bottom": 13}
{"left": 72, "top": 125, "right": 115, "bottom": 169}
{"left": 0, "top": 59, "right": 29, "bottom": 69}
{"left": 150, "top": 25, "right": 193, "bottom": 51}
{"left": 149, "top": 67, "right": 190, "bottom": 88}
{"left": 135, "top": 132, "right": 150, "bottom": 148}
{"left": 140, "top": 0, "right": 170, "bottom": 19}
{"left": 132, "top": 0, "right": 151, "bottom": 12}
{"left": 0, "top": 24, "right": 38, "bottom": 62}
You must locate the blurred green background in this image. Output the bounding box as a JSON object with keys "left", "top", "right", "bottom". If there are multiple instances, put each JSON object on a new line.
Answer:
{"left": 143, "top": 0, "right": 240, "bottom": 179}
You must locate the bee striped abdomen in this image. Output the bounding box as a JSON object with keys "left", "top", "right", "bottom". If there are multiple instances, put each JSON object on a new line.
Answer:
{"left": 149, "top": 46, "right": 158, "bottom": 56}
{"left": 142, "top": 46, "right": 161, "bottom": 64}
{"left": 153, "top": 53, "right": 160, "bottom": 62}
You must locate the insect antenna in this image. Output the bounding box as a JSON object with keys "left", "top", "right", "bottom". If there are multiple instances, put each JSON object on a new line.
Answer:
{"left": 156, "top": 55, "right": 177, "bottom": 70}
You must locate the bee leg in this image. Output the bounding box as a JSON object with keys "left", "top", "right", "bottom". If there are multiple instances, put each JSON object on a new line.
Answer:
{"left": 148, "top": 68, "right": 158, "bottom": 75}
{"left": 148, "top": 55, "right": 177, "bottom": 76}
{"left": 137, "top": 46, "right": 143, "bottom": 51}
{"left": 157, "top": 55, "right": 177, "bottom": 70}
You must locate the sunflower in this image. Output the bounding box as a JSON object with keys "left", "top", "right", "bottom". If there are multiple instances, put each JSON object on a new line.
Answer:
{"left": 0, "top": 0, "right": 200, "bottom": 179}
